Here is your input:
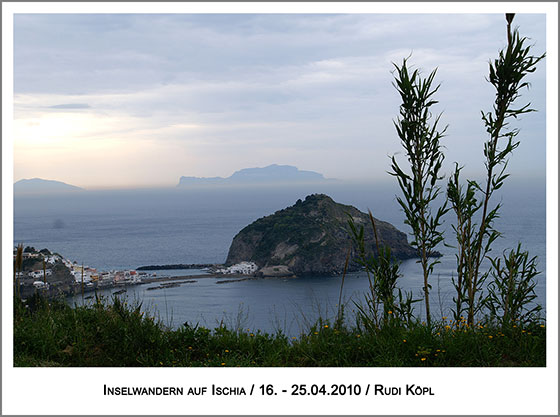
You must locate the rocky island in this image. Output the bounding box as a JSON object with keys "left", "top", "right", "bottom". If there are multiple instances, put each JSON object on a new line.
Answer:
{"left": 177, "top": 164, "right": 332, "bottom": 187}
{"left": 226, "top": 194, "right": 417, "bottom": 277}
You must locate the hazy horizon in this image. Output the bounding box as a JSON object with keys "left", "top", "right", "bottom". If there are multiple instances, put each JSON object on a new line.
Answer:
{"left": 13, "top": 174, "right": 546, "bottom": 195}
{"left": 12, "top": 12, "right": 546, "bottom": 189}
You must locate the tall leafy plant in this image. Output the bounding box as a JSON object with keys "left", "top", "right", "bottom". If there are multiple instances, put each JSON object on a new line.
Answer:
{"left": 390, "top": 61, "right": 448, "bottom": 326}
{"left": 486, "top": 244, "right": 542, "bottom": 327}
{"left": 348, "top": 211, "right": 418, "bottom": 330}
{"left": 447, "top": 14, "right": 545, "bottom": 325}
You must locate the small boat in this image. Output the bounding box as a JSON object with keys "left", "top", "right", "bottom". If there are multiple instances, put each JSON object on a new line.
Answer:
{"left": 113, "top": 289, "right": 127, "bottom": 295}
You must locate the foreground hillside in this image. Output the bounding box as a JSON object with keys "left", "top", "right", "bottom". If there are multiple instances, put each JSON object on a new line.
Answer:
{"left": 14, "top": 296, "right": 545, "bottom": 367}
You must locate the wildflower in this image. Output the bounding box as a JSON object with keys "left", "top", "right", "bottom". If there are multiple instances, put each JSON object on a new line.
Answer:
{"left": 313, "top": 331, "right": 319, "bottom": 335}
{"left": 249, "top": 333, "right": 254, "bottom": 337}
{"left": 188, "top": 346, "right": 193, "bottom": 350}
{"left": 388, "top": 311, "right": 393, "bottom": 315}
{"left": 488, "top": 335, "right": 493, "bottom": 339}
{"left": 356, "top": 334, "right": 361, "bottom": 338}
{"left": 403, "top": 339, "right": 407, "bottom": 343}
{"left": 421, "top": 357, "right": 426, "bottom": 361}
{"left": 436, "top": 349, "right": 440, "bottom": 352}
{"left": 225, "top": 349, "right": 229, "bottom": 353}
{"left": 292, "top": 337, "right": 297, "bottom": 340}
{"left": 221, "top": 362, "right": 225, "bottom": 366}
{"left": 324, "top": 324, "right": 329, "bottom": 328}
{"left": 540, "top": 324, "right": 545, "bottom": 328}
{"left": 442, "top": 316, "right": 447, "bottom": 320}
{"left": 445, "top": 325, "right": 451, "bottom": 330}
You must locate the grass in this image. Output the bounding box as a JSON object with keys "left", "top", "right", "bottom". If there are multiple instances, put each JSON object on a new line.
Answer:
{"left": 13, "top": 294, "right": 545, "bottom": 367}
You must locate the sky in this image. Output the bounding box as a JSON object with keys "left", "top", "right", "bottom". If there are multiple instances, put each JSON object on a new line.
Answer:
{"left": 12, "top": 12, "right": 547, "bottom": 189}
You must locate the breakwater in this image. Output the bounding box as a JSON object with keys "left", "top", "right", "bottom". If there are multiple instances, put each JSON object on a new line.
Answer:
{"left": 136, "top": 263, "right": 218, "bottom": 271}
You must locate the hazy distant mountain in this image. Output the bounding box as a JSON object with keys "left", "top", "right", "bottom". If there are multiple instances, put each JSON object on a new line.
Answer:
{"left": 178, "top": 164, "right": 330, "bottom": 187}
{"left": 14, "top": 178, "right": 84, "bottom": 194}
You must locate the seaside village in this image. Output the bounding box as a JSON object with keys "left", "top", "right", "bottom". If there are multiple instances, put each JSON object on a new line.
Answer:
{"left": 13, "top": 246, "right": 259, "bottom": 299}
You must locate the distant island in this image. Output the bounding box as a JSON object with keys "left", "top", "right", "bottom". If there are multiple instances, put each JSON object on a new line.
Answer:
{"left": 14, "top": 178, "right": 84, "bottom": 194}
{"left": 226, "top": 194, "right": 417, "bottom": 277}
{"left": 177, "top": 164, "right": 332, "bottom": 187}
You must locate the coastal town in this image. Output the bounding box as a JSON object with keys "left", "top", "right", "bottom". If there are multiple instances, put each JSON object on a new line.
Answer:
{"left": 13, "top": 246, "right": 260, "bottom": 299}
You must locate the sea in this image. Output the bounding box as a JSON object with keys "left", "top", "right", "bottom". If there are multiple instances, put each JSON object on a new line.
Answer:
{"left": 13, "top": 181, "right": 546, "bottom": 335}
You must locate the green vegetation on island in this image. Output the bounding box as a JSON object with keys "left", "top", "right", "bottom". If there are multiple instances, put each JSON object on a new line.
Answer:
{"left": 226, "top": 194, "right": 417, "bottom": 276}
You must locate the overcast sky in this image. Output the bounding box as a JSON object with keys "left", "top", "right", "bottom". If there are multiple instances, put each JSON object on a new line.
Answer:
{"left": 13, "top": 13, "right": 546, "bottom": 188}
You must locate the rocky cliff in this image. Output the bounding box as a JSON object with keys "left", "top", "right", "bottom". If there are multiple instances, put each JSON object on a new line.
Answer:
{"left": 225, "top": 194, "right": 417, "bottom": 276}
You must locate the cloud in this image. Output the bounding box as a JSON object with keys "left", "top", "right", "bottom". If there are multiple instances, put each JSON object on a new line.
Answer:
{"left": 12, "top": 13, "right": 547, "bottom": 187}
{"left": 48, "top": 103, "right": 91, "bottom": 109}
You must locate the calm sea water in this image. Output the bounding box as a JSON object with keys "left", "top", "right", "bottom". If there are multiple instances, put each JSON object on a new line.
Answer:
{"left": 14, "top": 181, "right": 546, "bottom": 334}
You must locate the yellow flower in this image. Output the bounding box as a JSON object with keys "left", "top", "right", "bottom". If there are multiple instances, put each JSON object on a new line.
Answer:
{"left": 388, "top": 311, "right": 393, "bottom": 315}
{"left": 488, "top": 335, "right": 493, "bottom": 339}
{"left": 540, "top": 324, "right": 545, "bottom": 328}
{"left": 356, "top": 334, "right": 361, "bottom": 338}
{"left": 442, "top": 316, "right": 447, "bottom": 320}
{"left": 403, "top": 339, "right": 407, "bottom": 343}
{"left": 225, "top": 349, "right": 229, "bottom": 353}
{"left": 324, "top": 324, "right": 329, "bottom": 328}
{"left": 221, "top": 362, "right": 225, "bottom": 366}
{"left": 188, "top": 346, "right": 193, "bottom": 350}
{"left": 313, "top": 331, "right": 319, "bottom": 335}
{"left": 421, "top": 357, "right": 426, "bottom": 361}
{"left": 249, "top": 333, "right": 254, "bottom": 337}
{"left": 292, "top": 337, "right": 297, "bottom": 340}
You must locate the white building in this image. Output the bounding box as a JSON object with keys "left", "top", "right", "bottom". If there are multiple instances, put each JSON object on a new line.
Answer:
{"left": 217, "top": 261, "right": 258, "bottom": 275}
{"left": 30, "top": 269, "right": 52, "bottom": 280}
{"left": 33, "top": 281, "right": 49, "bottom": 289}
